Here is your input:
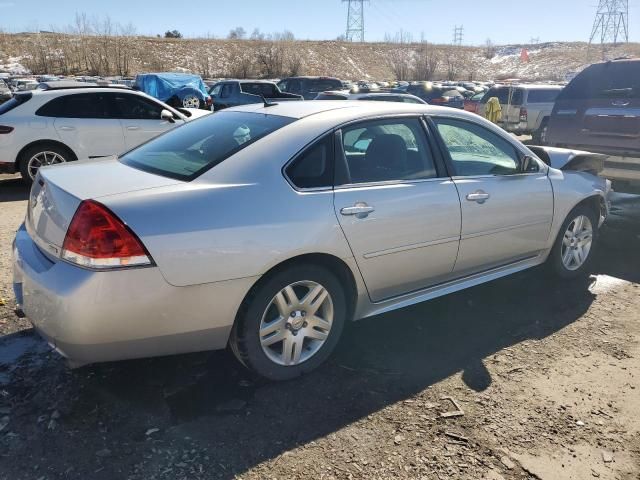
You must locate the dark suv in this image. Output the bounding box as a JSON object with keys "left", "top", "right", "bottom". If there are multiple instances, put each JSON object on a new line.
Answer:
{"left": 277, "top": 76, "right": 344, "bottom": 100}
{"left": 405, "top": 84, "right": 464, "bottom": 109}
{"left": 546, "top": 59, "right": 640, "bottom": 193}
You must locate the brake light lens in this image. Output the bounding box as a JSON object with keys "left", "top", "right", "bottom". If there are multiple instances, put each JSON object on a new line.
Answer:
{"left": 61, "top": 200, "right": 152, "bottom": 269}
{"left": 0, "top": 125, "right": 14, "bottom": 134}
{"left": 206, "top": 97, "right": 212, "bottom": 106}
{"left": 520, "top": 107, "right": 528, "bottom": 122}
{"left": 431, "top": 97, "right": 446, "bottom": 104}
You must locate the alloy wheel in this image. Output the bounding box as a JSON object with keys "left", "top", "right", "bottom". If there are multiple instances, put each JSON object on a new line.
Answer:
{"left": 259, "top": 280, "right": 334, "bottom": 366}
{"left": 561, "top": 214, "right": 593, "bottom": 271}
{"left": 27, "top": 151, "right": 66, "bottom": 180}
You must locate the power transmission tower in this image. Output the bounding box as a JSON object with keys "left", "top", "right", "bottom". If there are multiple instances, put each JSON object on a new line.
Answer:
{"left": 589, "top": 0, "right": 629, "bottom": 59}
{"left": 343, "top": 0, "right": 368, "bottom": 42}
{"left": 452, "top": 25, "right": 464, "bottom": 46}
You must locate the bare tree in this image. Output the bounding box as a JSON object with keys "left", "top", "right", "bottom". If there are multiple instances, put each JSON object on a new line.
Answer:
{"left": 257, "top": 41, "right": 284, "bottom": 78}
{"left": 229, "top": 54, "right": 255, "bottom": 78}
{"left": 414, "top": 41, "right": 439, "bottom": 80}
{"left": 250, "top": 28, "right": 265, "bottom": 41}
{"left": 385, "top": 30, "right": 413, "bottom": 81}
{"left": 483, "top": 38, "right": 496, "bottom": 59}
{"left": 228, "top": 27, "right": 246, "bottom": 40}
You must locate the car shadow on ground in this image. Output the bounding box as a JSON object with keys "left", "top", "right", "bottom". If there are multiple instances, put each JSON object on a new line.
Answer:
{"left": 2, "top": 195, "right": 638, "bottom": 479}
{"left": 0, "top": 176, "right": 28, "bottom": 202}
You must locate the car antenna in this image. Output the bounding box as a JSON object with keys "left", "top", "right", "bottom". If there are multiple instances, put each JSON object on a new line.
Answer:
{"left": 261, "top": 95, "right": 278, "bottom": 108}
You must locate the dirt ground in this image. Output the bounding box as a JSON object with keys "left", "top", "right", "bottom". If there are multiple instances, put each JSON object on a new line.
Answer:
{"left": 0, "top": 173, "right": 639, "bottom": 480}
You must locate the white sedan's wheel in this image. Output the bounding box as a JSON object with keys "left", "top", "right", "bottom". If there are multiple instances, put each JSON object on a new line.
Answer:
{"left": 27, "top": 151, "right": 67, "bottom": 180}
{"left": 182, "top": 95, "right": 200, "bottom": 108}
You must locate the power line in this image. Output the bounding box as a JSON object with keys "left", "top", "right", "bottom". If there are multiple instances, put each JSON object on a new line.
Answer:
{"left": 588, "top": 0, "right": 629, "bottom": 59}
{"left": 452, "top": 25, "right": 463, "bottom": 46}
{"left": 343, "top": 0, "right": 368, "bottom": 42}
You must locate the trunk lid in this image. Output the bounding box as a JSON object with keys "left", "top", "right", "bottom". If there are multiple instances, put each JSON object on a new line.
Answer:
{"left": 26, "top": 158, "right": 182, "bottom": 256}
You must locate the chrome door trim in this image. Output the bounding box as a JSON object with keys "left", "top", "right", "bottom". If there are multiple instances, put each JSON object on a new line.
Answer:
{"left": 460, "top": 220, "right": 551, "bottom": 240}
{"left": 363, "top": 235, "right": 460, "bottom": 259}
{"left": 334, "top": 176, "right": 450, "bottom": 192}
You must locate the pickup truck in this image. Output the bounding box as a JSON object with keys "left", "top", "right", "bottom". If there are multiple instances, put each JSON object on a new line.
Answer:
{"left": 209, "top": 80, "right": 303, "bottom": 111}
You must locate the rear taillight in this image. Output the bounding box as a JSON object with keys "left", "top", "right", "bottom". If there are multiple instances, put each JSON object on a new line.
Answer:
{"left": 206, "top": 97, "right": 212, "bottom": 106}
{"left": 0, "top": 125, "right": 14, "bottom": 134}
{"left": 519, "top": 107, "right": 528, "bottom": 122}
{"left": 61, "top": 200, "right": 152, "bottom": 269}
{"left": 431, "top": 97, "right": 446, "bottom": 104}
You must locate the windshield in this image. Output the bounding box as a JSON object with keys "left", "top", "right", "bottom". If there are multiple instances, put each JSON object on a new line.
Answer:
{"left": 120, "top": 111, "right": 295, "bottom": 181}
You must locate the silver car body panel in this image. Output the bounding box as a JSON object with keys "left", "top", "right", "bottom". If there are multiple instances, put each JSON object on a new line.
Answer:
{"left": 13, "top": 101, "right": 610, "bottom": 367}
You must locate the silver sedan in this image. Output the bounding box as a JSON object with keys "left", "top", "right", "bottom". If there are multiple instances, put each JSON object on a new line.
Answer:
{"left": 13, "top": 101, "right": 610, "bottom": 380}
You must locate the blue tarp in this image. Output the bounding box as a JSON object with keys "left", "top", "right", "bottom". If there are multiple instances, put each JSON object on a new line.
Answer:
{"left": 134, "top": 73, "right": 210, "bottom": 102}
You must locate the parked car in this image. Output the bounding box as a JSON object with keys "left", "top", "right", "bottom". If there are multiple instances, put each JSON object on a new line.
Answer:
{"left": 463, "top": 92, "right": 485, "bottom": 113}
{"left": 477, "top": 84, "right": 563, "bottom": 143}
{"left": 546, "top": 59, "right": 640, "bottom": 193}
{"left": 314, "top": 91, "right": 426, "bottom": 104}
{"left": 0, "top": 85, "right": 210, "bottom": 183}
{"left": 13, "top": 101, "right": 610, "bottom": 380}
{"left": 0, "top": 79, "right": 12, "bottom": 104}
{"left": 208, "top": 80, "right": 302, "bottom": 111}
{"left": 134, "top": 73, "right": 212, "bottom": 110}
{"left": 406, "top": 83, "right": 465, "bottom": 109}
{"left": 277, "top": 76, "right": 344, "bottom": 100}
{"left": 14, "top": 79, "right": 39, "bottom": 91}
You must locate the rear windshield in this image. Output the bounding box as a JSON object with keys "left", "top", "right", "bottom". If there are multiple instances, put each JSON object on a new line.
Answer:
{"left": 120, "top": 111, "right": 295, "bottom": 181}
{"left": 240, "top": 82, "right": 277, "bottom": 97}
{"left": 307, "top": 79, "right": 343, "bottom": 93}
{"left": 0, "top": 92, "right": 31, "bottom": 115}
{"left": 526, "top": 89, "right": 562, "bottom": 103}
{"left": 482, "top": 87, "right": 523, "bottom": 105}
{"left": 559, "top": 61, "right": 640, "bottom": 100}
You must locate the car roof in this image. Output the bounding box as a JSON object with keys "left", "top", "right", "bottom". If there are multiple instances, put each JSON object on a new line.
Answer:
{"left": 225, "top": 100, "right": 453, "bottom": 120}
{"left": 29, "top": 86, "right": 149, "bottom": 97}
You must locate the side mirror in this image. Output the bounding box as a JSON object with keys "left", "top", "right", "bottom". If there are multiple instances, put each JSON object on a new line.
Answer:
{"left": 160, "top": 109, "right": 175, "bottom": 123}
{"left": 521, "top": 155, "right": 539, "bottom": 173}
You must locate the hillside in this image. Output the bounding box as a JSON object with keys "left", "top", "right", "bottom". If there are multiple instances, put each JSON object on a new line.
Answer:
{"left": 1, "top": 32, "right": 639, "bottom": 81}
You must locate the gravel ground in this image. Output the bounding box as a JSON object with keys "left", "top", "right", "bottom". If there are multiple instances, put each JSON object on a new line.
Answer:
{"left": 0, "top": 173, "right": 639, "bottom": 480}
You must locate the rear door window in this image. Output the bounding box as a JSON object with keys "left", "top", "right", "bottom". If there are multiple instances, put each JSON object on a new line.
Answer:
{"left": 307, "top": 79, "right": 342, "bottom": 93}
{"left": 107, "top": 93, "right": 164, "bottom": 119}
{"left": 562, "top": 62, "right": 640, "bottom": 100}
{"left": 240, "top": 83, "right": 277, "bottom": 97}
{"left": 36, "top": 93, "right": 108, "bottom": 118}
{"left": 120, "top": 111, "right": 294, "bottom": 181}
{"left": 220, "top": 84, "right": 234, "bottom": 99}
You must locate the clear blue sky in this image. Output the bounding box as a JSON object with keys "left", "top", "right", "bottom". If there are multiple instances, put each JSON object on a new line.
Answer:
{"left": 1, "top": 0, "right": 637, "bottom": 45}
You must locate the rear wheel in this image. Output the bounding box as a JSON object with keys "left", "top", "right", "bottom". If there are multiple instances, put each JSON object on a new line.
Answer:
{"left": 18, "top": 143, "right": 73, "bottom": 184}
{"left": 548, "top": 205, "right": 598, "bottom": 278}
{"left": 230, "top": 264, "right": 346, "bottom": 381}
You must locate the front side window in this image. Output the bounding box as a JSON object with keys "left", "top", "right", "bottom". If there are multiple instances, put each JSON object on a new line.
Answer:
{"left": 340, "top": 118, "right": 437, "bottom": 184}
{"left": 108, "top": 93, "right": 164, "bottom": 120}
{"left": 220, "top": 84, "right": 233, "bottom": 98}
{"left": 209, "top": 84, "right": 223, "bottom": 97}
{"left": 286, "top": 135, "right": 334, "bottom": 189}
{"left": 120, "top": 111, "right": 295, "bottom": 181}
{"left": 434, "top": 118, "right": 523, "bottom": 176}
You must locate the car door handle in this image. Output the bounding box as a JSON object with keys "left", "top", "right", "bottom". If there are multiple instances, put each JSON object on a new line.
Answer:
{"left": 125, "top": 126, "right": 141, "bottom": 131}
{"left": 340, "top": 203, "right": 375, "bottom": 217}
{"left": 466, "top": 190, "right": 490, "bottom": 204}
{"left": 58, "top": 126, "right": 75, "bottom": 131}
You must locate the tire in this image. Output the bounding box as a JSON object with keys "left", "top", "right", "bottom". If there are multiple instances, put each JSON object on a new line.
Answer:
{"left": 18, "top": 143, "right": 74, "bottom": 185}
{"left": 230, "top": 264, "right": 347, "bottom": 381}
{"left": 548, "top": 204, "right": 599, "bottom": 279}
{"left": 532, "top": 119, "right": 549, "bottom": 145}
{"left": 181, "top": 94, "right": 201, "bottom": 109}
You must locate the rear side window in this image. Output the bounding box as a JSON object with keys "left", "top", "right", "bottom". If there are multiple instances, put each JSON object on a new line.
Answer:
{"left": 120, "top": 111, "right": 295, "bottom": 181}
{"left": 560, "top": 61, "right": 640, "bottom": 100}
{"left": 482, "top": 87, "right": 523, "bottom": 105}
{"left": 286, "top": 135, "right": 334, "bottom": 189}
{"left": 36, "top": 93, "right": 108, "bottom": 118}
{"left": 527, "top": 89, "right": 561, "bottom": 103}
{"left": 0, "top": 92, "right": 31, "bottom": 115}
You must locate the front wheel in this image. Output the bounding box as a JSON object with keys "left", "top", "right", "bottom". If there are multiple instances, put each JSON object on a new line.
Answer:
{"left": 548, "top": 205, "right": 598, "bottom": 278}
{"left": 230, "top": 265, "right": 347, "bottom": 381}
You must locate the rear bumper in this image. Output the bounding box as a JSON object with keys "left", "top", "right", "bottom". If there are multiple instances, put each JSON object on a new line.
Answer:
{"left": 12, "top": 223, "right": 257, "bottom": 367}
{"left": 0, "top": 161, "right": 16, "bottom": 174}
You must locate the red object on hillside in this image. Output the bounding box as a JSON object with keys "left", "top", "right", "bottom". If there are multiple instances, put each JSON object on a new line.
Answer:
{"left": 521, "top": 49, "right": 530, "bottom": 63}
